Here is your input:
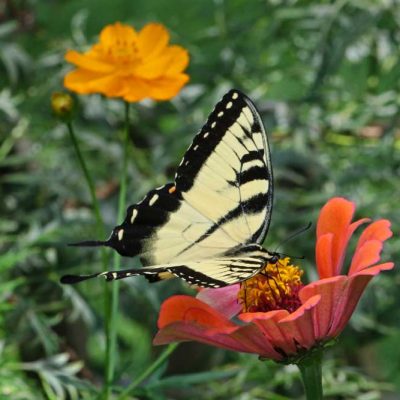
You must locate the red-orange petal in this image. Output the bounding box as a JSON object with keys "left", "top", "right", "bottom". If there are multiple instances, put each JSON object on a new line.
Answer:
{"left": 327, "top": 274, "right": 372, "bottom": 337}
{"left": 278, "top": 294, "right": 321, "bottom": 350}
{"left": 155, "top": 295, "right": 283, "bottom": 359}
{"left": 328, "top": 262, "right": 393, "bottom": 337}
{"left": 355, "top": 220, "right": 392, "bottom": 254}
{"left": 299, "top": 276, "right": 348, "bottom": 340}
{"left": 157, "top": 295, "right": 234, "bottom": 330}
{"left": 154, "top": 320, "right": 283, "bottom": 359}
{"left": 315, "top": 233, "right": 334, "bottom": 278}
{"left": 316, "top": 198, "right": 355, "bottom": 274}
{"left": 348, "top": 239, "right": 383, "bottom": 275}
{"left": 317, "top": 197, "right": 355, "bottom": 239}
{"left": 196, "top": 285, "right": 241, "bottom": 319}
{"left": 316, "top": 197, "right": 370, "bottom": 276}
{"left": 239, "top": 310, "right": 297, "bottom": 354}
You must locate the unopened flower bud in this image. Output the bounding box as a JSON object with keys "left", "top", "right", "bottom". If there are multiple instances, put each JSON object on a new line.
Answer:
{"left": 51, "top": 92, "right": 74, "bottom": 121}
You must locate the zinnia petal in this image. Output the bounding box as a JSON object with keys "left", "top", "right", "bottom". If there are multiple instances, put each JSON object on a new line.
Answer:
{"left": 349, "top": 239, "right": 383, "bottom": 275}
{"left": 354, "top": 219, "right": 392, "bottom": 254}
{"left": 157, "top": 295, "right": 234, "bottom": 330}
{"left": 328, "top": 263, "right": 394, "bottom": 337}
{"left": 239, "top": 310, "right": 297, "bottom": 354}
{"left": 316, "top": 197, "right": 369, "bottom": 276}
{"left": 315, "top": 233, "right": 334, "bottom": 278}
{"left": 196, "top": 285, "right": 241, "bottom": 319}
{"left": 299, "top": 276, "right": 348, "bottom": 340}
{"left": 278, "top": 295, "right": 321, "bottom": 350}
{"left": 154, "top": 295, "right": 282, "bottom": 358}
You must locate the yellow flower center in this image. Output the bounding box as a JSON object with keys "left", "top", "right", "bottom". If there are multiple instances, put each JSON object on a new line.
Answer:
{"left": 238, "top": 258, "right": 304, "bottom": 313}
{"left": 102, "top": 39, "right": 141, "bottom": 65}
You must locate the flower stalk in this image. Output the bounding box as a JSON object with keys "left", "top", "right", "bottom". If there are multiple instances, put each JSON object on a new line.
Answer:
{"left": 104, "top": 101, "right": 131, "bottom": 398}
{"left": 64, "top": 120, "right": 113, "bottom": 399}
{"left": 66, "top": 122, "right": 105, "bottom": 235}
{"left": 117, "top": 343, "right": 178, "bottom": 399}
{"left": 297, "top": 350, "right": 323, "bottom": 400}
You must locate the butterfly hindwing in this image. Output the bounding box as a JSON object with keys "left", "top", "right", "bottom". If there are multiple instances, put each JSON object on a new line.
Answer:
{"left": 61, "top": 245, "right": 271, "bottom": 288}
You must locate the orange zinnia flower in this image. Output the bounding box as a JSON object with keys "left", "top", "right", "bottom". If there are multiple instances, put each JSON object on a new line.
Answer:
{"left": 64, "top": 22, "right": 189, "bottom": 101}
{"left": 154, "top": 197, "right": 393, "bottom": 361}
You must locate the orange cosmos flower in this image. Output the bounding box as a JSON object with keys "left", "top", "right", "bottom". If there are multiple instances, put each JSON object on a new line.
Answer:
{"left": 154, "top": 197, "right": 393, "bottom": 361}
{"left": 64, "top": 22, "right": 189, "bottom": 101}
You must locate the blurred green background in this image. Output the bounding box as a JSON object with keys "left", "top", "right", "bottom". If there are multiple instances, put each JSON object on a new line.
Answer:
{"left": 1, "top": 0, "right": 399, "bottom": 399}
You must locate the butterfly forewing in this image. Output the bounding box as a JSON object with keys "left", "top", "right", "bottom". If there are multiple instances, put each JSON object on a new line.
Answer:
{"left": 62, "top": 90, "right": 275, "bottom": 287}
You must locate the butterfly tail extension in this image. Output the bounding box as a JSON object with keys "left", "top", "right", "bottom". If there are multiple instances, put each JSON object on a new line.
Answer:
{"left": 68, "top": 240, "right": 108, "bottom": 247}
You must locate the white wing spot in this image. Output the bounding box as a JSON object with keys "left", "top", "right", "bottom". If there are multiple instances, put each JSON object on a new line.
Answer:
{"left": 130, "top": 209, "right": 138, "bottom": 223}
{"left": 193, "top": 145, "right": 199, "bottom": 151}
{"left": 203, "top": 132, "right": 209, "bottom": 138}
{"left": 217, "top": 111, "right": 224, "bottom": 117}
{"left": 149, "top": 194, "right": 159, "bottom": 206}
{"left": 118, "top": 229, "right": 124, "bottom": 241}
{"left": 111, "top": 272, "right": 117, "bottom": 279}
{"left": 211, "top": 121, "right": 216, "bottom": 128}
{"left": 185, "top": 160, "right": 189, "bottom": 166}
{"left": 226, "top": 101, "right": 233, "bottom": 109}
{"left": 232, "top": 92, "right": 239, "bottom": 99}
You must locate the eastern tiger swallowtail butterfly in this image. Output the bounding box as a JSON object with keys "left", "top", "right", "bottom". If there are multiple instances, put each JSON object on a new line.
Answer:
{"left": 61, "top": 90, "right": 279, "bottom": 288}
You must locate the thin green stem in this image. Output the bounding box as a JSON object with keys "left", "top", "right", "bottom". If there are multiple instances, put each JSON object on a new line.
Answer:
{"left": 66, "top": 122, "right": 110, "bottom": 399}
{"left": 118, "top": 343, "right": 179, "bottom": 399}
{"left": 66, "top": 122, "right": 106, "bottom": 236}
{"left": 297, "top": 350, "right": 323, "bottom": 400}
{"left": 104, "top": 102, "right": 131, "bottom": 398}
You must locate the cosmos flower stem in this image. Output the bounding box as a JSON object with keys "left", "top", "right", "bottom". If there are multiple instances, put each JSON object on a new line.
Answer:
{"left": 66, "top": 120, "right": 111, "bottom": 398}
{"left": 66, "top": 121, "right": 106, "bottom": 236}
{"left": 297, "top": 350, "right": 323, "bottom": 400}
{"left": 104, "top": 101, "right": 131, "bottom": 398}
{"left": 66, "top": 120, "right": 109, "bottom": 278}
{"left": 117, "top": 343, "right": 179, "bottom": 399}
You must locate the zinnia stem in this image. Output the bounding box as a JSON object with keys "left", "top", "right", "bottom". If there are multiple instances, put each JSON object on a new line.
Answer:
{"left": 117, "top": 343, "right": 178, "bottom": 399}
{"left": 105, "top": 102, "right": 131, "bottom": 398}
{"left": 297, "top": 350, "right": 323, "bottom": 400}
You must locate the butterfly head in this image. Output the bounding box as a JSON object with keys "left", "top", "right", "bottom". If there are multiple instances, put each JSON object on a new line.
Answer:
{"left": 269, "top": 252, "right": 280, "bottom": 265}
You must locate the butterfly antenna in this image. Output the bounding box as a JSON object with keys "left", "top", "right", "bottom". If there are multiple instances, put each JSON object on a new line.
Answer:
{"left": 278, "top": 253, "right": 305, "bottom": 261}
{"left": 274, "top": 222, "right": 312, "bottom": 253}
